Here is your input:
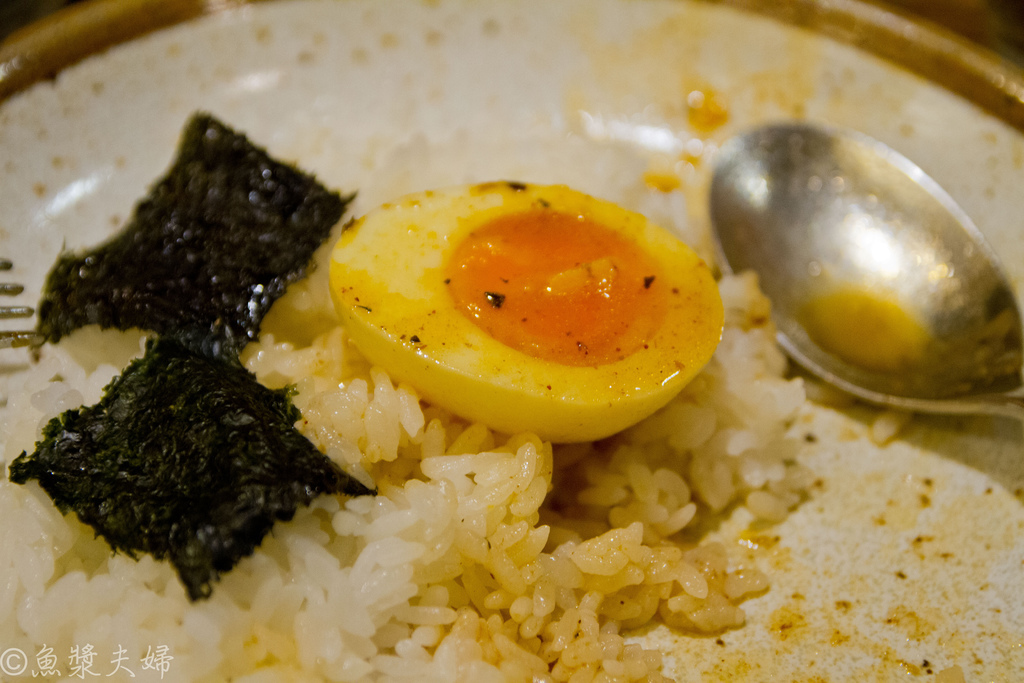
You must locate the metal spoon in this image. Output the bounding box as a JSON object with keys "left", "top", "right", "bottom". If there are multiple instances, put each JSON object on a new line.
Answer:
{"left": 709, "top": 122, "right": 1024, "bottom": 417}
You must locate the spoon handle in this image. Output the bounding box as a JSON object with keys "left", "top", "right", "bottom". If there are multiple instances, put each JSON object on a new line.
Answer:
{"left": 875, "top": 387, "right": 1024, "bottom": 420}
{"left": 957, "top": 390, "right": 1024, "bottom": 420}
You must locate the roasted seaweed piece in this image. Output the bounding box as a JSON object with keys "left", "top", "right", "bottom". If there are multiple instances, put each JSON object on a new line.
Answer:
{"left": 9, "top": 336, "right": 374, "bottom": 601}
{"left": 37, "top": 112, "right": 352, "bottom": 356}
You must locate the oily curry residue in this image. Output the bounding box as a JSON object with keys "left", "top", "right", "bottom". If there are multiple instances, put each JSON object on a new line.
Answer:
{"left": 800, "top": 288, "right": 930, "bottom": 373}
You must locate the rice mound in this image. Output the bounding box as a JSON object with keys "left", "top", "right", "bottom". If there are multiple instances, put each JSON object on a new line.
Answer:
{"left": 0, "top": 261, "right": 808, "bottom": 681}
{"left": 0, "top": 131, "right": 812, "bottom": 683}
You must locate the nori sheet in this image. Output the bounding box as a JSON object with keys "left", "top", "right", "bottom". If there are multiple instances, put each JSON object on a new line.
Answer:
{"left": 36, "top": 112, "right": 352, "bottom": 357}
{"left": 9, "top": 336, "right": 374, "bottom": 601}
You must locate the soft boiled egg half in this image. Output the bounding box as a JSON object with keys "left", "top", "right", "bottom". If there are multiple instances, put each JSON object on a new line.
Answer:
{"left": 329, "top": 182, "right": 723, "bottom": 442}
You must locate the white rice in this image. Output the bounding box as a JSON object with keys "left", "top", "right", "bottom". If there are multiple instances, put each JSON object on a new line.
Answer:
{"left": 0, "top": 140, "right": 811, "bottom": 682}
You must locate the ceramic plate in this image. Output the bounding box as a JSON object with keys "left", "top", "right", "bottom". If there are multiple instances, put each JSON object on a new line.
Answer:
{"left": 1, "top": 0, "right": 1022, "bottom": 680}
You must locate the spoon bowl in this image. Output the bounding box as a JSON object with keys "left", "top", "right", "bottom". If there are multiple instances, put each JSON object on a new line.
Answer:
{"left": 709, "top": 122, "right": 1024, "bottom": 417}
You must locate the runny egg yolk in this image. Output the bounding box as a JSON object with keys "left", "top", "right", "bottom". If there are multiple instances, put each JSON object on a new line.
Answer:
{"left": 445, "top": 210, "right": 665, "bottom": 366}
{"left": 329, "top": 182, "right": 723, "bottom": 443}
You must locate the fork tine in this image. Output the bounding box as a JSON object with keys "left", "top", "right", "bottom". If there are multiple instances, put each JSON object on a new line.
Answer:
{"left": 0, "top": 258, "right": 38, "bottom": 346}
{"left": 1, "top": 305, "right": 34, "bottom": 319}
{"left": 0, "top": 331, "right": 42, "bottom": 348}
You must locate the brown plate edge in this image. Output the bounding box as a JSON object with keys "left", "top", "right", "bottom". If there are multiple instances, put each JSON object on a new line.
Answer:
{"left": 0, "top": 0, "right": 258, "bottom": 103}
{"left": 711, "top": 0, "right": 1024, "bottom": 131}
{"left": 1, "top": 0, "right": 1024, "bottom": 132}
